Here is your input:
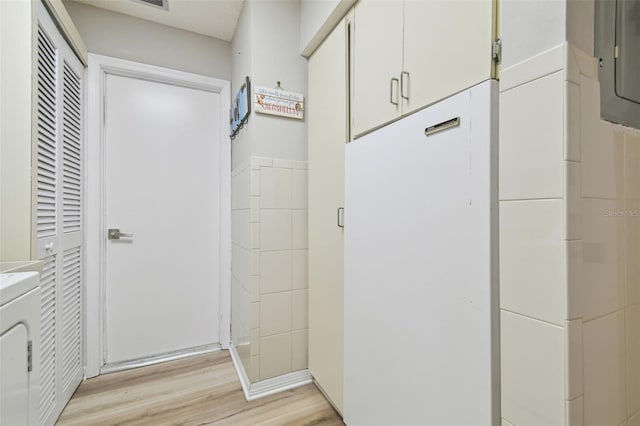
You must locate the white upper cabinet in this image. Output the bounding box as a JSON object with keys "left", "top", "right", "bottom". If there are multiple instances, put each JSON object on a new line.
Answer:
{"left": 352, "top": 0, "right": 404, "bottom": 136}
{"left": 402, "top": 0, "right": 495, "bottom": 115}
{"left": 353, "top": 0, "right": 496, "bottom": 137}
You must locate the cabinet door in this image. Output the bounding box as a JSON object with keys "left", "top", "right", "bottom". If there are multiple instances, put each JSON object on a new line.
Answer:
{"left": 352, "top": 0, "right": 403, "bottom": 137}
{"left": 402, "top": 0, "right": 495, "bottom": 115}
{"left": 308, "top": 12, "right": 351, "bottom": 414}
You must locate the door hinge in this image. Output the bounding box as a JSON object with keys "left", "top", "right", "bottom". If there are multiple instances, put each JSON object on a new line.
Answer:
{"left": 27, "top": 341, "right": 33, "bottom": 372}
{"left": 492, "top": 38, "right": 502, "bottom": 65}
{"left": 614, "top": 45, "right": 619, "bottom": 59}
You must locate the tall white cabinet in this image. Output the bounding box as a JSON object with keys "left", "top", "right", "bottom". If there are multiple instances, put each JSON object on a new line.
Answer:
{"left": 308, "top": 11, "right": 352, "bottom": 414}
{"left": 36, "top": 3, "right": 85, "bottom": 425}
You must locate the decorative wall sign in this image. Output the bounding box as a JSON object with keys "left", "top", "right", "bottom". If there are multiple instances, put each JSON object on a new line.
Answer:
{"left": 230, "top": 76, "right": 250, "bottom": 139}
{"left": 254, "top": 85, "right": 304, "bottom": 120}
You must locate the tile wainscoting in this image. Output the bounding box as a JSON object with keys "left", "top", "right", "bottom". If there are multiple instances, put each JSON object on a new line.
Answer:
{"left": 231, "top": 156, "right": 309, "bottom": 394}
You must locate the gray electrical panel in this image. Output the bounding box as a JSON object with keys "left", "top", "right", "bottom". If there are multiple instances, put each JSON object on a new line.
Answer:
{"left": 595, "top": 0, "right": 640, "bottom": 129}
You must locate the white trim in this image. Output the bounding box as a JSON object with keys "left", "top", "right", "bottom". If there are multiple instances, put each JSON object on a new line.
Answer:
{"left": 85, "top": 53, "right": 231, "bottom": 378}
{"left": 229, "top": 344, "right": 313, "bottom": 401}
{"left": 100, "top": 343, "right": 222, "bottom": 375}
{"left": 229, "top": 344, "right": 252, "bottom": 398}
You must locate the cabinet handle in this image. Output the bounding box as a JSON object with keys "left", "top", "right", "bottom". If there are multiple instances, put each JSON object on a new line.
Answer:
{"left": 337, "top": 207, "right": 345, "bottom": 228}
{"left": 390, "top": 78, "right": 399, "bottom": 106}
{"left": 401, "top": 71, "right": 410, "bottom": 100}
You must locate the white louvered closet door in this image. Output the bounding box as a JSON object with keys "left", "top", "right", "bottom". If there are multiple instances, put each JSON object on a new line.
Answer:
{"left": 36, "top": 2, "right": 84, "bottom": 425}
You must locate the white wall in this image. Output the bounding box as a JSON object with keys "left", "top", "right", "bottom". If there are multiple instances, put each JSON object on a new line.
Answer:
{"left": 230, "top": 0, "right": 308, "bottom": 170}
{"left": 0, "top": 0, "right": 34, "bottom": 261}
{"left": 63, "top": 0, "right": 231, "bottom": 79}
{"left": 251, "top": 0, "right": 307, "bottom": 163}
{"left": 230, "top": 0, "right": 254, "bottom": 171}
{"left": 299, "top": 0, "right": 355, "bottom": 57}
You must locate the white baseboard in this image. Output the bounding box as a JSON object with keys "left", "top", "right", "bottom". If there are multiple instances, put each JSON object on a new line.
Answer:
{"left": 229, "top": 344, "right": 313, "bottom": 401}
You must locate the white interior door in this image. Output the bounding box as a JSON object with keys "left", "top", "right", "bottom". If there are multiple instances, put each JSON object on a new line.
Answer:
{"left": 104, "top": 74, "right": 222, "bottom": 365}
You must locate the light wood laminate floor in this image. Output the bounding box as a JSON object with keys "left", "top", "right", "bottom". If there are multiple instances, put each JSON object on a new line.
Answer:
{"left": 57, "top": 351, "right": 344, "bottom": 426}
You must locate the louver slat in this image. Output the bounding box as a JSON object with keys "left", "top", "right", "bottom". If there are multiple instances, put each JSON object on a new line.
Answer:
{"left": 39, "top": 257, "right": 57, "bottom": 424}
{"left": 62, "top": 62, "right": 82, "bottom": 233}
{"left": 37, "top": 26, "right": 58, "bottom": 239}
{"left": 62, "top": 248, "right": 82, "bottom": 389}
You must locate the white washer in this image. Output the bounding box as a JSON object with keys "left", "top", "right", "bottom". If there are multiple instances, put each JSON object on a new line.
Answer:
{"left": 1, "top": 272, "right": 40, "bottom": 426}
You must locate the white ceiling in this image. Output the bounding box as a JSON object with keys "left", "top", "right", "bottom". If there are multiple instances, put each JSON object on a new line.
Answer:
{"left": 71, "top": 0, "right": 244, "bottom": 41}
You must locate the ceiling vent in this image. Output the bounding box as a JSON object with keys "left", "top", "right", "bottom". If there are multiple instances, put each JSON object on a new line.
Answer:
{"left": 132, "top": 0, "right": 168, "bottom": 11}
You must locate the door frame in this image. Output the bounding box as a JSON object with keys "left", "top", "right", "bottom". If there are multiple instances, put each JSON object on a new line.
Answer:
{"left": 85, "top": 54, "right": 231, "bottom": 378}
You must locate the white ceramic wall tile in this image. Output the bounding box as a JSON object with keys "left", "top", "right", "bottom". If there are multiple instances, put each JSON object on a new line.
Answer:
{"left": 628, "top": 305, "right": 640, "bottom": 417}
{"left": 580, "top": 75, "right": 624, "bottom": 200}
{"left": 499, "top": 41, "right": 564, "bottom": 90}
{"left": 260, "top": 250, "right": 292, "bottom": 294}
{"left": 251, "top": 302, "right": 260, "bottom": 330}
{"left": 295, "top": 161, "right": 308, "bottom": 170}
{"left": 501, "top": 311, "right": 566, "bottom": 426}
{"left": 260, "top": 166, "right": 292, "bottom": 209}
{"left": 260, "top": 209, "right": 292, "bottom": 251}
{"left": 232, "top": 209, "right": 251, "bottom": 250}
{"left": 625, "top": 133, "right": 640, "bottom": 200}
{"left": 250, "top": 355, "right": 260, "bottom": 383}
{"left": 236, "top": 341, "right": 250, "bottom": 368}
{"left": 260, "top": 292, "right": 292, "bottom": 337}
{"left": 566, "top": 161, "right": 582, "bottom": 240}
{"left": 565, "top": 42, "right": 581, "bottom": 85}
{"left": 252, "top": 157, "right": 272, "bottom": 169}
{"left": 627, "top": 199, "right": 640, "bottom": 307}
{"left": 251, "top": 223, "right": 260, "bottom": 249}
{"left": 236, "top": 285, "right": 250, "bottom": 331}
{"left": 292, "top": 249, "right": 308, "bottom": 290}
{"left": 292, "top": 210, "right": 308, "bottom": 250}
{"left": 251, "top": 249, "right": 260, "bottom": 276}
{"left": 292, "top": 169, "right": 308, "bottom": 209}
{"left": 292, "top": 289, "right": 308, "bottom": 330}
{"left": 499, "top": 71, "right": 564, "bottom": 200}
{"left": 569, "top": 44, "right": 599, "bottom": 81}
{"left": 582, "top": 198, "right": 625, "bottom": 320}
{"left": 250, "top": 328, "right": 260, "bottom": 356}
{"left": 566, "top": 319, "right": 584, "bottom": 400}
{"left": 231, "top": 244, "right": 251, "bottom": 286}
{"left": 250, "top": 275, "right": 259, "bottom": 303}
{"left": 251, "top": 169, "right": 260, "bottom": 196}
{"left": 260, "top": 333, "right": 292, "bottom": 380}
{"left": 292, "top": 329, "right": 308, "bottom": 371}
{"left": 567, "top": 240, "right": 584, "bottom": 320}
{"left": 500, "top": 200, "right": 566, "bottom": 325}
{"left": 583, "top": 311, "right": 627, "bottom": 426}
{"left": 231, "top": 166, "right": 251, "bottom": 210}
{"left": 273, "top": 159, "right": 296, "bottom": 169}
{"left": 567, "top": 396, "right": 585, "bottom": 426}
{"left": 251, "top": 196, "right": 260, "bottom": 222}
{"left": 566, "top": 81, "right": 581, "bottom": 162}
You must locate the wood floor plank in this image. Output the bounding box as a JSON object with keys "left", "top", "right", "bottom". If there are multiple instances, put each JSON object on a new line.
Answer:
{"left": 56, "top": 351, "right": 344, "bottom": 426}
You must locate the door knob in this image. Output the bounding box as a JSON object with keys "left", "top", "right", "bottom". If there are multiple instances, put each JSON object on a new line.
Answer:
{"left": 108, "top": 228, "right": 134, "bottom": 240}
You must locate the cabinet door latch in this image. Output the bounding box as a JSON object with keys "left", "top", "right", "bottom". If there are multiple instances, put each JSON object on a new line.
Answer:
{"left": 492, "top": 38, "right": 502, "bottom": 65}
